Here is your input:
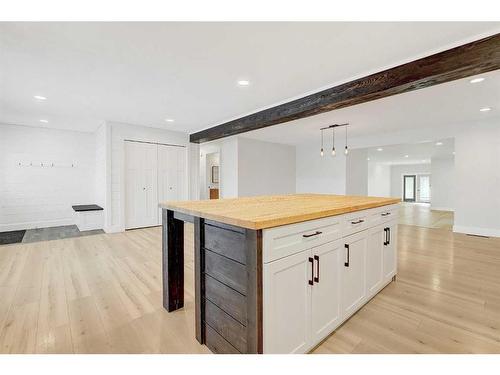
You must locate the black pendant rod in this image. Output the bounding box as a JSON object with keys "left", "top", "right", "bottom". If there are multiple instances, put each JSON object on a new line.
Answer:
{"left": 320, "top": 123, "right": 349, "bottom": 131}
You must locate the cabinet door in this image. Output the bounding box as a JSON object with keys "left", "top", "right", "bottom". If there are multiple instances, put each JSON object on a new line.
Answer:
{"left": 383, "top": 220, "right": 398, "bottom": 280}
{"left": 263, "top": 250, "right": 312, "bottom": 354}
{"left": 366, "top": 225, "right": 385, "bottom": 297}
{"left": 340, "top": 231, "right": 367, "bottom": 318}
{"left": 311, "top": 240, "right": 341, "bottom": 343}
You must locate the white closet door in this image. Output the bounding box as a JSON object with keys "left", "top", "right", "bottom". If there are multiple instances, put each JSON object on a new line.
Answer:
{"left": 158, "top": 145, "right": 187, "bottom": 224}
{"left": 125, "top": 141, "right": 158, "bottom": 229}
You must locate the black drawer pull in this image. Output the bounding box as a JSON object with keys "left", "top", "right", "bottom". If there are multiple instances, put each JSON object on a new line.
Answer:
{"left": 351, "top": 219, "right": 364, "bottom": 225}
{"left": 344, "top": 244, "right": 350, "bottom": 267}
{"left": 381, "top": 212, "right": 391, "bottom": 217}
{"left": 387, "top": 227, "right": 391, "bottom": 245}
{"left": 313, "top": 255, "right": 320, "bottom": 283}
{"left": 303, "top": 231, "right": 322, "bottom": 238}
{"left": 308, "top": 257, "right": 314, "bottom": 285}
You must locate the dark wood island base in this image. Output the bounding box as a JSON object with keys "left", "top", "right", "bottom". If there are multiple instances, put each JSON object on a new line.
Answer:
{"left": 162, "top": 209, "right": 263, "bottom": 354}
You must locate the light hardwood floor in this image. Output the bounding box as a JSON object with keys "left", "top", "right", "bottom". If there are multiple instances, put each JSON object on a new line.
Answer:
{"left": 398, "top": 203, "right": 454, "bottom": 230}
{"left": 1, "top": 222, "right": 499, "bottom": 353}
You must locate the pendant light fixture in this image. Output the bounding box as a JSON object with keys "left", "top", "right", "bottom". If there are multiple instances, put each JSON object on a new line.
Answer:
{"left": 331, "top": 128, "right": 336, "bottom": 156}
{"left": 319, "top": 123, "right": 349, "bottom": 157}
{"left": 320, "top": 129, "right": 324, "bottom": 157}
{"left": 344, "top": 125, "right": 349, "bottom": 155}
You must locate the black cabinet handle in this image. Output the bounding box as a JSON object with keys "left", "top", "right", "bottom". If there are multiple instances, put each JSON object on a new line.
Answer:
{"left": 313, "top": 255, "right": 320, "bottom": 283}
{"left": 351, "top": 219, "right": 364, "bottom": 225}
{"left": 381, "top": 212, "right": 391, "bottom": 217}
{"left": 308, "top": 257, "right": 314, "bottom": 285}
{"left": 384, "top": 228, "right": 388, "bottom": 245}
{"left": 303, "top": 231, "right": 322, "bottom": 238}
{"left": 388, "top": 227, "right": 391, "bottom": 245}
{"left": 344, "top": 244, "right": 350, "bottom": 267}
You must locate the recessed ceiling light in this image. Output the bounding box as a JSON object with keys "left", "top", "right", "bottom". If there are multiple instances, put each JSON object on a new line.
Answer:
{"left": 366, "top": 157, "right": 370, "bottom": 161}
{"left": 435, "top": 142, "right": 443, "bottom": 146}
{"left": 165, "top": 118, "right": 174, "bottom": 122}
{"left": 422, "top": 159, "right": 427, "bottom": 162}
{"left": 377, "top": 148, "right": 383, "bottom": 152}
{"left": 404, "top": 155, "right": 409, "bottom": 158}
{"left": 237, "top": 80, "right": 250, "bottom": 86}
{"left": 39, "top": 119, "right": 49, "bottom": 123}
{"left": 470, "top": 77, "right": 485, "bottom": 84}
{"left": 34, "top": 95, "right": 47, "bottom": 101}
{"left": 452, "top": 151, "right": 456, "bottom": 155}
{"left": 480, "top": 107, "right": 491, "bottom": 112}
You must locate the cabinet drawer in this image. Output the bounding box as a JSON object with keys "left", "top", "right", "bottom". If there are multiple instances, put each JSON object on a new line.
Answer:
{"left": 343, "top": 211, "right": 371, "bottom": 236}
{"left": 369, "top": 204, "right": 399, "bottom": 227}
{"left": 262, "top": 215, "right": 343, "bottom": 263}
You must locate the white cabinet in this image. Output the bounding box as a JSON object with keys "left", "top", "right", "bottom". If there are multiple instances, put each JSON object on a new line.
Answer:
{"left": 340, "top": 231, "right": 367, "bottom": 318}
{"left": 263, "top": 250, "right": 312, "bottom": 354}
{"left": 263, "top": 240, "right": 342, "bottom": 354}
{"left": 262, "top": 205, "right": 399, "bottom": 354}
{"left": 383, "top": 219, "right": 398, "bottom": 281}
{"left": 311, "top": 241, "right": 342, "bottom": 343}
{"left": 366, "top": 226, "right": 385, "bottom": 296}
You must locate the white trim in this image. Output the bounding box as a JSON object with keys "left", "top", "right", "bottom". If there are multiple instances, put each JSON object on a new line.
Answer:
{"left": 453, "top": 225, "right": 500, "bottom": 238}
{"left": 103, "top": 225, "right": 123, "bottom": 234}
{"left": 430, "top": 206, "right": 454, "bottom": 212}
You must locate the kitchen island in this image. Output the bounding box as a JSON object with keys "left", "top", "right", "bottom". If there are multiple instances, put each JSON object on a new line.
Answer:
{"left": 159, "top": 194, "right": 400, "bottom": 354}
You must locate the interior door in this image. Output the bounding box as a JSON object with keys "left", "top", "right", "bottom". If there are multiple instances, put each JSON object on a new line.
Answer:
{"left": 263, "top": 250, "right": 312, "bottom": 354}
{"left": 311, "top": 241, "right": 341, "bottom": 343}
{"left": 383, "top": 220, "right": 398, "bottom": 281}
{"left": 340, "top": 231, "right": 367, "bottom": 319}
{"left": 158, "top": 145, "right": 187, "bottom": 224}
{"left": 403, "top": 175, "right": 416, "bottom": 202}
{"left": 125, "top": 141, "right": 158, "bottom": 229}
{"left": 366, "top": 225, "right": 385, "bottom": 297}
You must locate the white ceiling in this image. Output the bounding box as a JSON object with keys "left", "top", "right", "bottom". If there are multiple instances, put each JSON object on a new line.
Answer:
{"left": 1, "top": 22, "right": 499, "bottom": 133}
{"left": 244, "top": 69, "right": 500, "bottom": 146}
{"left": 362, "top": 139, "right": 455, "bottom": 166}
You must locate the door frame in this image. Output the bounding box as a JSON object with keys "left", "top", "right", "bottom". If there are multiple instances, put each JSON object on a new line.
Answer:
{"left": 402, "top": 174, "right": 417, "bottom": 202}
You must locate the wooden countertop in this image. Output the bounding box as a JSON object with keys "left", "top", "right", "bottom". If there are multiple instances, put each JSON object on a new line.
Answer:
{"left": 159, "top": 194, "right": 400, "bottom": 230}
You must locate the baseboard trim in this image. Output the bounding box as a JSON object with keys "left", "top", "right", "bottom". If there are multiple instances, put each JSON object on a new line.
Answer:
{"left": 103, "top": 225, "right": 124, "bottom": 233}
{"left": 453, "top": 225, "right": 500, "bottom": 238}
{"left": 431, "top": 207, "right": 454, "bottom": 212}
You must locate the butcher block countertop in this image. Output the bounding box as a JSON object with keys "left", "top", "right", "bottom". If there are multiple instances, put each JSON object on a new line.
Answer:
{"left": 159, "top": 194, "right": 400, "bottom": 230}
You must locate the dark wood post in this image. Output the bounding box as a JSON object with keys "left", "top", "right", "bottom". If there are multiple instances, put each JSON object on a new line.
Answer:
{"left": 194, "top": 216, "right": 205, "bottom": 344}
{"left": 162, "top": 209, "right": 184, "bottom": 312}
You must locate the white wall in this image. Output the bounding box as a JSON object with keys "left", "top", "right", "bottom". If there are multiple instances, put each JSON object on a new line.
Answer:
{"left": 390, "top": 163, "right": 431, "bottom": 199}
{"left": 238, "top": 137, "right": 296, "bottom": 197}
{"left": 106, "top": 121, "right": 189, "bottom": 232}
{"left": 430, "top": 157, "right": 455, "bottom": 211}
{"left": 346, "top": 149, "right": 368, "bottom": 196}
{"left": 219, "top": 137, "right": 239, "bottom": 198}
{"left": 368, "top": 162, "right": 391, "bottom": 197}
{"left": 296, "top": 141, "right": 346, "bottom": 194}
{"left": 454, "top": 123, "right": 500, "bottom": 237}
{"left": 0, "top": 123, "right": 96, "bottom": 231}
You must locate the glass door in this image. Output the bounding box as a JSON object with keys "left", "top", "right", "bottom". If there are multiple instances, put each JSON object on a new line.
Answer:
{"left": 403, "top": 175, "right": 416, "bottom": 202}
{"left": 418, "top": 174, "right": 431, "bottom": 203}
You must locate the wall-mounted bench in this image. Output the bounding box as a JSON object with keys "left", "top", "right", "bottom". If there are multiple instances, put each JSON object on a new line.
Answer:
{"left": 72, "top": 204, "right": 104, "bottom": 231}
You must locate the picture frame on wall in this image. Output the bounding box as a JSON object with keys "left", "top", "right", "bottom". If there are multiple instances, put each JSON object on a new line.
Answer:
{"left": 211, "top": 166, "right": 219, "bottom": 183}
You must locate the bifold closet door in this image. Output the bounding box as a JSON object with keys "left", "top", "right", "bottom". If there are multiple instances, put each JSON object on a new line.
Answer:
{"left": 157, "top": 145, "right": 187, "bottom": 224}
{"left": 125, "top": 141, "right": 158, "bottom": 229}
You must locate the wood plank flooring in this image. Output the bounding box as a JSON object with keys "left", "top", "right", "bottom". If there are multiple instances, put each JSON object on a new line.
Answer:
{"left": 0, "top": 222, "right": 499, "bottom": 353}
{"left": 398, "top": 203, "right": 454, "bottom": 230}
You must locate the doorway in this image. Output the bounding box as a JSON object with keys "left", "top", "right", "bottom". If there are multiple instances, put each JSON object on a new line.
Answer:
{"left": 403, "top": 175, "right": 416, "bottom": 202}
{"left": 199, "top": 145, "right": 221, "bottom": 200}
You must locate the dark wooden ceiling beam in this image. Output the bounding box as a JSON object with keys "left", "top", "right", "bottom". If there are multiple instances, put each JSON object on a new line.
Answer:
{"left": 190, "top": 33, "right": 500, "bottom": 143}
